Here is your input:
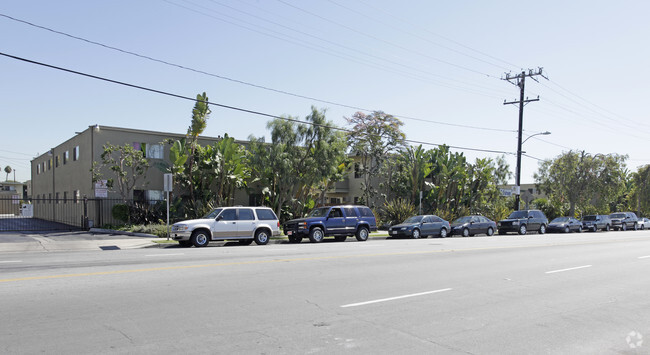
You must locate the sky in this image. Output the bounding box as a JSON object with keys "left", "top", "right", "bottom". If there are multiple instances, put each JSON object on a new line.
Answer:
{"left": 1, "top": 0, "right": 649, "bottom": 185}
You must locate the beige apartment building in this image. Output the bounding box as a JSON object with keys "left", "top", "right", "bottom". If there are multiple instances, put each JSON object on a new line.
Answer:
{"left": 30, "top": 125, "right": 363, "bottom": 227}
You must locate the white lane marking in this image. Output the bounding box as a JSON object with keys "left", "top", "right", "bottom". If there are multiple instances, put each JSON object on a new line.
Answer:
{"left": 0, "top": 260, "right": 22, "bottom": 263}
{"left": 145, "top": 253, "right": 184, "bottom": 257}
{"left": 341, "top": 288, "right": 452, "bottom": 308}
{"left": 545, "top": 265, "right": 592, "bottom": 274}
{"left": 638, "top": 255, "right": 650, "bottom": 259}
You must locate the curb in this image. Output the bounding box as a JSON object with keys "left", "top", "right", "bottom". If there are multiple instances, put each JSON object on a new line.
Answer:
{"left": 89, "top": 228, "right": 159, "bottom": 238}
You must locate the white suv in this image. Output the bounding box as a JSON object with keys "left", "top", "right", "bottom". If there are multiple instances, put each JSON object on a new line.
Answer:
{"left": 171, "top": 207, "right": 281, "bottom": 247}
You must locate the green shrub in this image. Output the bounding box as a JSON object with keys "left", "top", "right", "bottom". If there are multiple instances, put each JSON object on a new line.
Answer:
{"left": 383, "top": 198, "right": 416, "bottom": 226}
{"left": 112, "top": 204, "right": 130, "bottom": 222}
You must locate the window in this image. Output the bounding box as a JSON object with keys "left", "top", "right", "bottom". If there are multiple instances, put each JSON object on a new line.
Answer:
{"left": 47, "top": 159, "right": 52, "bottom": 170}
{"left": 329, "top": 208, "right": 343, "bottom": 218}
{"left": 74, "top": 190, "right": 80, "bottom": 203}
{"left": 63, "top": 151, "right": 69, "bottom": 164}
{"left": 219, "top": 209, "right": 237, "bottom": 221}
{"left": 422, "top": 216, "right": 432, "bottom": 223}
{"left": 344, "top": 207, "right": 357, "bottom": 217}
{"left": 37, "top": 164, "right": 41, "bottom": 175}
{"left": 330, "top": 197, "right": 341, "bottom": 204}
{"left": 55, "top": 156, "right": 60, "bottom": 167}
{"left": 146, "top": 190, "right": 164, "bottom": 202}
{"left": 147, "top": 144, "right": 163, "bottom": 159}
{"left": 238, "top": 209, "right": 255, "bottom": 221}
{"left": 55, "top": 192, "right": 60, "bottom": 204}
{"left": 48, "top": 193, "right": 52, "bottom": 203}
{"left": 358, "top": 207, "right": 374, "bottom": 217}
{"left": 432, "top": 216, "right": 443, "bottom": 222}
{"left": 73, "top": 146, "right": 80, "bottom": 161}
{"left": 255, "top": 209, "right": 278, "bottom": 221}
{"left": 63, "top": 191, "right": 68, "bottom": 203}
{"left": 354, "top": 196, "right": 360, "bottom": 204}
{"left": 354, "top": 163, "right": 362, "bottom": 178}
{"left": 248, "top": 194, "right": 263, "bottom": 206}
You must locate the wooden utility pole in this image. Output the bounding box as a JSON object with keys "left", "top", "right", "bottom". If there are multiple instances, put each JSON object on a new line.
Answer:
{"left": 503, "top": 68, "right": 547, "bottom": 210}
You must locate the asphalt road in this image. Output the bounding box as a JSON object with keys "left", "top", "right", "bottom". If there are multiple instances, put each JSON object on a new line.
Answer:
{"left": 1, "top": 231, "right": 649, "bottom": 354}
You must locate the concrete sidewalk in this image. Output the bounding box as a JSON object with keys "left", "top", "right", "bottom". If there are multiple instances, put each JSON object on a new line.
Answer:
{"left": 0, "top": 230, "right": 391, "bottom": 253}
{"left": 0, "top": 230, "right": 162, "bottom": 253}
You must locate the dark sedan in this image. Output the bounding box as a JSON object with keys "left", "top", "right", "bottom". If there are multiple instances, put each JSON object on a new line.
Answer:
{"left": 388, "top": 215, "right": 450, "bottom": 239}
{"left": 547, "top": 217, "right": 584, "bottom": 233}
{"left": 451, "top": 215, "right": 497, "bottom": 237}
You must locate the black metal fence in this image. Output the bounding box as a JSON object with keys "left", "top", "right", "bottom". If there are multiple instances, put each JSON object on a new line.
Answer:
{"left": 0, "top": 198, "right": 167, "bottom": 232}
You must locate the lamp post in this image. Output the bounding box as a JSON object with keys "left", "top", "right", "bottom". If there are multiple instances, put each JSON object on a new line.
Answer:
{"left": 514, "top": 131, "right": 550, "bottom": 210}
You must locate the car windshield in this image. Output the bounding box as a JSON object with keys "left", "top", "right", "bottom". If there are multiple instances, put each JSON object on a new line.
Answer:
{"left": 203, "top": 208, "right": 223, "bottom": 219}
{"left": 453, "top": 216, "right": 472, "bottom": 223}
{"left": 403, "top": 216, "right": 423, "bottom": 224}
{"left": 583, "top": 216, "right": 596, "bottom": 221}
{"left": 610, "top": 213, "right": 626, "bottom": 218}
{"left": 551, "top": 217, "right": 569, "bottom": 223}
{"left": 508, "top": 211, "right": 528, "bottom": 219}
{"left": 307, "top": 208, "right": 330, "bottom": 217}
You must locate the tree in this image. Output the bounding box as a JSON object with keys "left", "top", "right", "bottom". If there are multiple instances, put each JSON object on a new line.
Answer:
{"left": 91, "top": 143, "right": 150, "bottom": 203}
{"left": 535, "top": 151, "right": 627, "bottom": 217}
{"left": 249, "top": 107, "right": 348, "bottom": 220}
{"left": 630, "top": 164, "right": 650, "bottom": 217}
{"left": 346, "top": 111, "right": 406, "bottom": 207}
{"left": 186, "top": 92, "right": 211, "bottom": 202}
{"left": 4, "top": 166, "right": 11, "bottom": 181}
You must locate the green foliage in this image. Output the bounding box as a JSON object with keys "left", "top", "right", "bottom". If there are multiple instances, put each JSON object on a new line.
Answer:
{"left": 531, "top": 198, "right": 566, "bottom": 220}
{"left": 535, "top": 151, "right": 627, "bottom": 216}
{"left": 248, "top": 106, "right": 348, "bottom": 222}
{"left": 4, "top": 165, "right": 11, "bottom": 181}
{"left": 111, "top": 204, "right": 130, "bottom": 222}
{"left": 92, "top": 143, "right": 150, "bottom": 202}
{"left": 346, "top": 111, "right": 406, "bottom": 208}
{"left": 382, "top": 198, "right": 416, "bottom": 226}
{"left": 630, "top": 164, "right": 650, "bottom": 217}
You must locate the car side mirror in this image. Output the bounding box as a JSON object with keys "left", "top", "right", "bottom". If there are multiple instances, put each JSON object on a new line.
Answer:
{"left": 216, "top": 216, "right": 223, "bottom": 221}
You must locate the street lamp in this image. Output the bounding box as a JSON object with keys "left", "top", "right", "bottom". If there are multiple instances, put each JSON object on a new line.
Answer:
{"left": 514, "top": 131, "right": 550, "bottom": 210}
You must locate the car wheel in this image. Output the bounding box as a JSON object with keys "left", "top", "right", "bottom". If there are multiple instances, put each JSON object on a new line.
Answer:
{"left": 334, "top": 235, "right": 347, "bottom": 242}
{"left": 604, "top": 225, "right": 610, "bottom": 232}
{"left": 577, "top": 227, "right": 583, "bottom": 233}
{"left": 355, "top": 226, "right": 369, "bottom": 241}
{"left": 178, "top": 240, "right": 192, "bottom": 248}
{"left": 309, "top": 227, "right": 324, "bottom": 243}
{"left": 288, "top": 235, "right": 302, "bottom": 243}
{"left": 518, "top": 224, "right": 527, "bottom": 235}
{"left": 462, "top": 228, "right": 470, "bottom": 238}
{"left": 191, "top": 230, "right": 210, "bottom": 247}
{"left": 592, "top": 226, "right": 598, "bottom": 232}
{"left": 254, "top": 229, "right": 270, "bottom": 245}
{"left": 486, "top": 227, "right": 494, "bottom": 236}
{"left": 412, "top": 228, "right": 421, "bottom": 239}
{"left": 564, "top": 226, "right": 570, "bottom": 233}
{"left": 238, "top": 239, "right": 254, "bottom": 245}
{"left": 439, "top": 228, "right": 448, "bottom": 238}
{"left": 539, "top": 224, "right": 546, "bottom": 234}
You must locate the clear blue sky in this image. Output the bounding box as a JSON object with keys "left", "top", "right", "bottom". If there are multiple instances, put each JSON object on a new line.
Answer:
{"left": 1, "top": 0, "right": 649, "bottom": 184}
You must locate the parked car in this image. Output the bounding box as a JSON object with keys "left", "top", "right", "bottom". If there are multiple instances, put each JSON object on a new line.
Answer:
{"left": 388, "top": 215, "right": 450, "bottom": 238}
{"left": 497, "top": 210, "right": 548, "bottom": 235}
{"left": 171, "top": 206, "right": 281, "bottom": 247}
{"left": 547, "top": 217, "right": 583, "bottom": 233}
{"left": 283, "top": 205, "right": 377, "bottom": 243}
{"left": 450, "top": 215, "right": 496, "bottom": 237}
{"left": 609, "top": 212, "right": 639, "bottom": 231}
{"left": 639, "top": 217, "right": 650, "bottom": 230}
{"left": 582, "top": 215, "right": 611, "bottom": 232}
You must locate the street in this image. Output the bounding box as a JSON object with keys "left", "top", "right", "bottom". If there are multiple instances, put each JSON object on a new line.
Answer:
{"left": 1, "top": 231, "right": 649, "bottom": 354}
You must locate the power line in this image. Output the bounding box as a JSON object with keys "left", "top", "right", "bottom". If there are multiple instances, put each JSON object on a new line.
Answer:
{"left": 274, "top": 0, "right": 501, "bottom": 79}
{"left": 0, "top": 12, "right": 514, "bottom": 133}
{"left": 0, "top": 51, "right": 515, "bottom": 156}
{"left": 325, "top": 0, "right": 512, "bottom": 72}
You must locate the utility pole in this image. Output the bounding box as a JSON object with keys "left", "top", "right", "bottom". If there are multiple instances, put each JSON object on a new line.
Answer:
{"left": 503, "top": 68, "right": 547, "bottom": 211}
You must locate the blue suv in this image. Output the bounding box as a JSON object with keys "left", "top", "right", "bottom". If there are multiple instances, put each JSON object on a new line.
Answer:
{"left": 283, "top": 205, "right": 377, "bottom": 243}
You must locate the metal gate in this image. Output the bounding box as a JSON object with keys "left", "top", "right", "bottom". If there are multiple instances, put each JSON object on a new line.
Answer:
{"left": 0, "top": 198, "right": 84, "bottom": 232}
